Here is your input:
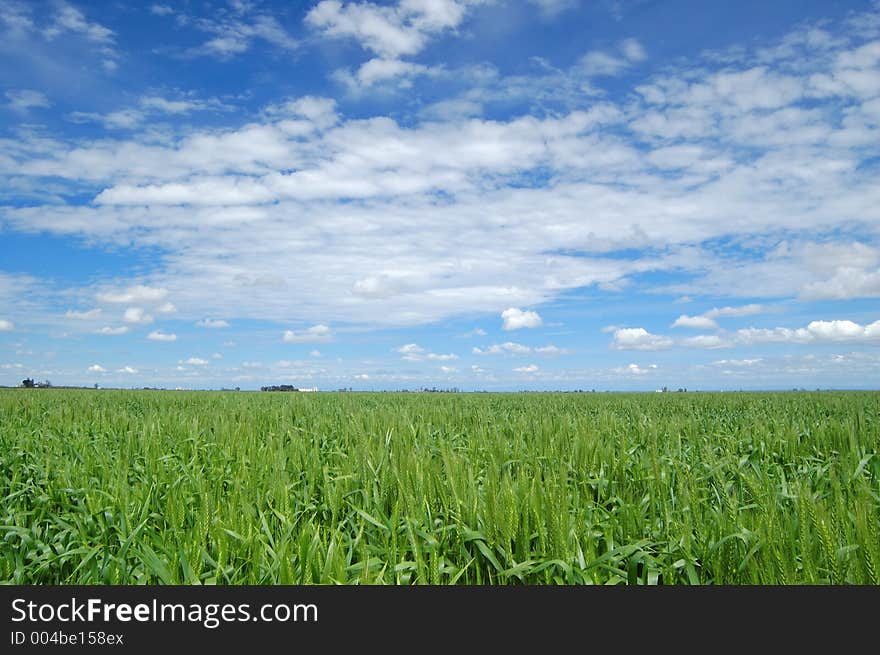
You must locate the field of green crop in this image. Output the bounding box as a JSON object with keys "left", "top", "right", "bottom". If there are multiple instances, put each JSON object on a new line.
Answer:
{"left": 1, "top": 389, "right": 878, "bottom": 584}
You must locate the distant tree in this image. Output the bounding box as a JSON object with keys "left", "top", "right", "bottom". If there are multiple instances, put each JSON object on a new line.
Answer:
{"left": 21, "top": 378, "right": 35, "bottom": 388}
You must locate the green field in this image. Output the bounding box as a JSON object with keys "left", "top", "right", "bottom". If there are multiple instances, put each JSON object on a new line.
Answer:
{"left": 1, "top": 389, "right": 878, "bottom": 584}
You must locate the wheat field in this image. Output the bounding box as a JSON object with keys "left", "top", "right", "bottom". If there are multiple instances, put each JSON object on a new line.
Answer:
{"left": 2, "top": 389, "right": 878, "bottom": 584}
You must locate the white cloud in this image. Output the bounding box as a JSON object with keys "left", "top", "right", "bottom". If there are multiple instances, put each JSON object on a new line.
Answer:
{"left": 342, "top": 57, "right": 433, "bottom": 88}
{"left": 397, "top": 343, "right": 425, "bottom": 361}
{"left": 88, "top": 364, "right": 105, "bottom": 373}
{"left": 617, "top": 363, "right": 658, "bottom": 375}
{"left": 621, "top": 38, "right": 647, "bottom": 62}
{"left": 310, "top": 350, "right": 322, "bottom": 357}
{"left": 0, "top": 319, "right": 14, "bottom": 331}
{"left": 186, "top": 9, "right": 298, "bottom": 59}
{"left": 439, "top": 365, "right": 457, "bottom": 373}
{"left": 97, "top": 285, "right": 168, "bottom": 305}
{"left": 611, "top": 328, "right": 673, "bottom": 351}
{"left": 501, "top": 308, "right": 543, "bottom": 331}
{"left": 5, "top": 89, "right": 50, "bottom": 113}
{"left": 150, "top": 4, "right": 174, "bottom": 16}
{"left": 672, "top": 314, "right": 719, "bottom": 329}
{"left": 196, "top": 318, "right": 230, "bottom": 328}
{"left": 283, "top": 324, "right": 332, "bottom": 343}
{"left": 97, "top": 326, "right": 129, "bottom": 335}
{"left": 4, "top": 12, "right": 880, "bottom": 346}
{"left": 397, "top": 343, "right": 457, "bottom": 361}
{"left": 680, "top": 335, "right": 729, "bottom": 349}
{"left": 354, "top": 373, "right": 370, "bottom": 380}
{"left": 801, "top": 267, "right": 880, "bottom": 299}
{"left": 737, "top": 319, "right": 880, "bottom": 344}
{"left": 513, "top": 364, "right": 539, "bottom": 373}
{"left": 472, "top": 341, "right": 531, "bottom": 355}
{"left": 578, "top": 39, "right": 647, "bottom": 77}
{"left": 426, "top": 352, "right": 458, "bottom": 360}
{"left": 211, "top": 352, "right": 222, "bottom": 359}
{"left": 534, "top": 344, "right": 571, "bottom": 356}
{"left": 157, "top": 302, "right": 177, "bottom": 314}
{"left": 117, "top": 366, "right": 138, "bottom": 374}
{"left": 704, "top": 304, "right": 765, "bottom": 318}
{"left": 44, "top": 2, "right": 114, "bottom": 43}
{"left": 528, "top": 0, "right": 577, "bottom": 18}
{"left": 306, "top": 0, "right": 470, "bottom": 59}
{"left": 712, "top": 358, "right": 762, "bottom": 367}
{"left": 123, "top": 307, "right": 153, "bottom": 325}
{"left": 147, "top": 330, "right": 177, "bottom": 342}
{"left": 68, "top": 95, "right": 229, "bottom": 131}
{"left": 183, "top": 357, "right": 208, "bottom": 365}
{"left": 65, "top": 308, "right": 101, "bottom": 320}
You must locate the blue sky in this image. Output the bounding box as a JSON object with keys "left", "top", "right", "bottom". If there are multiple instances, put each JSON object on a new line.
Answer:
{"left": 1, "top": 0, "right": 879, "bottom": 391}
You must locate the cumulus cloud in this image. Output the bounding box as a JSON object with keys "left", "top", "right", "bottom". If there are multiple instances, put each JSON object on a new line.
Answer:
{"left": 157, "top": 302, "right": 177, "bottom": 314}
{"left": 117, "top": 366, "right": 138, "bottom": 374}
{"left": 472, "top": 341, "right": 531, "bottom": 355}
{"left": 283, "top": 324, "right": 332, "bottom": 343}
{"left": 123, "top": 307, "right": 153, "bottom": 324}
{"left": 610, "top": 328, "right": 674, "bottom": 351}
{"left": 88, "top": 364, "right": 105, "bottom": 373}
{"left": 397, "top": 343, "right": 457, "bottom": 361}
{"left": 801, "top": 268, "right": 880, "bottom": 299}
{"left": 397, "top": 343, "right": 424, "bottom": 360}
{"left": 616, "top": 363, "right": 658, "bottom": 375}
{"left": 513, "top": 364, "right": 539, "bottom": 373}
{"left": 147, "top": 330, "right": 177, "bottom": 342}
{"left": 672, "top": 314, "right": 718, "bottom": 329}
{"left": 624, "top": 318, "right": 880, "bottom": 351}
{"left": 306, "top": 0, "right": 470, "bottom": 59}
{"left": 501, "top": 308, "right": 543, "bottom": 331}
{"left": 182, "top": 357, "right": 208, "bottom": 365}
{"left": 196, "top": 318, "right": 230, "bottom": 328}
{"left": 534, "top": 344, "right": 571, "bottom": 356}
{"left": 0, "top": 319, "right": 14, "bottom": 331}
{"left": 737, "top": 319, "right": 880, "bottom": 344}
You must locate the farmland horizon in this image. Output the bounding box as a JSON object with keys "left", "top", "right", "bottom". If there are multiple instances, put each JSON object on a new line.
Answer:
{"left": 5, "top": 382, "right": 880, "bottom": 393}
